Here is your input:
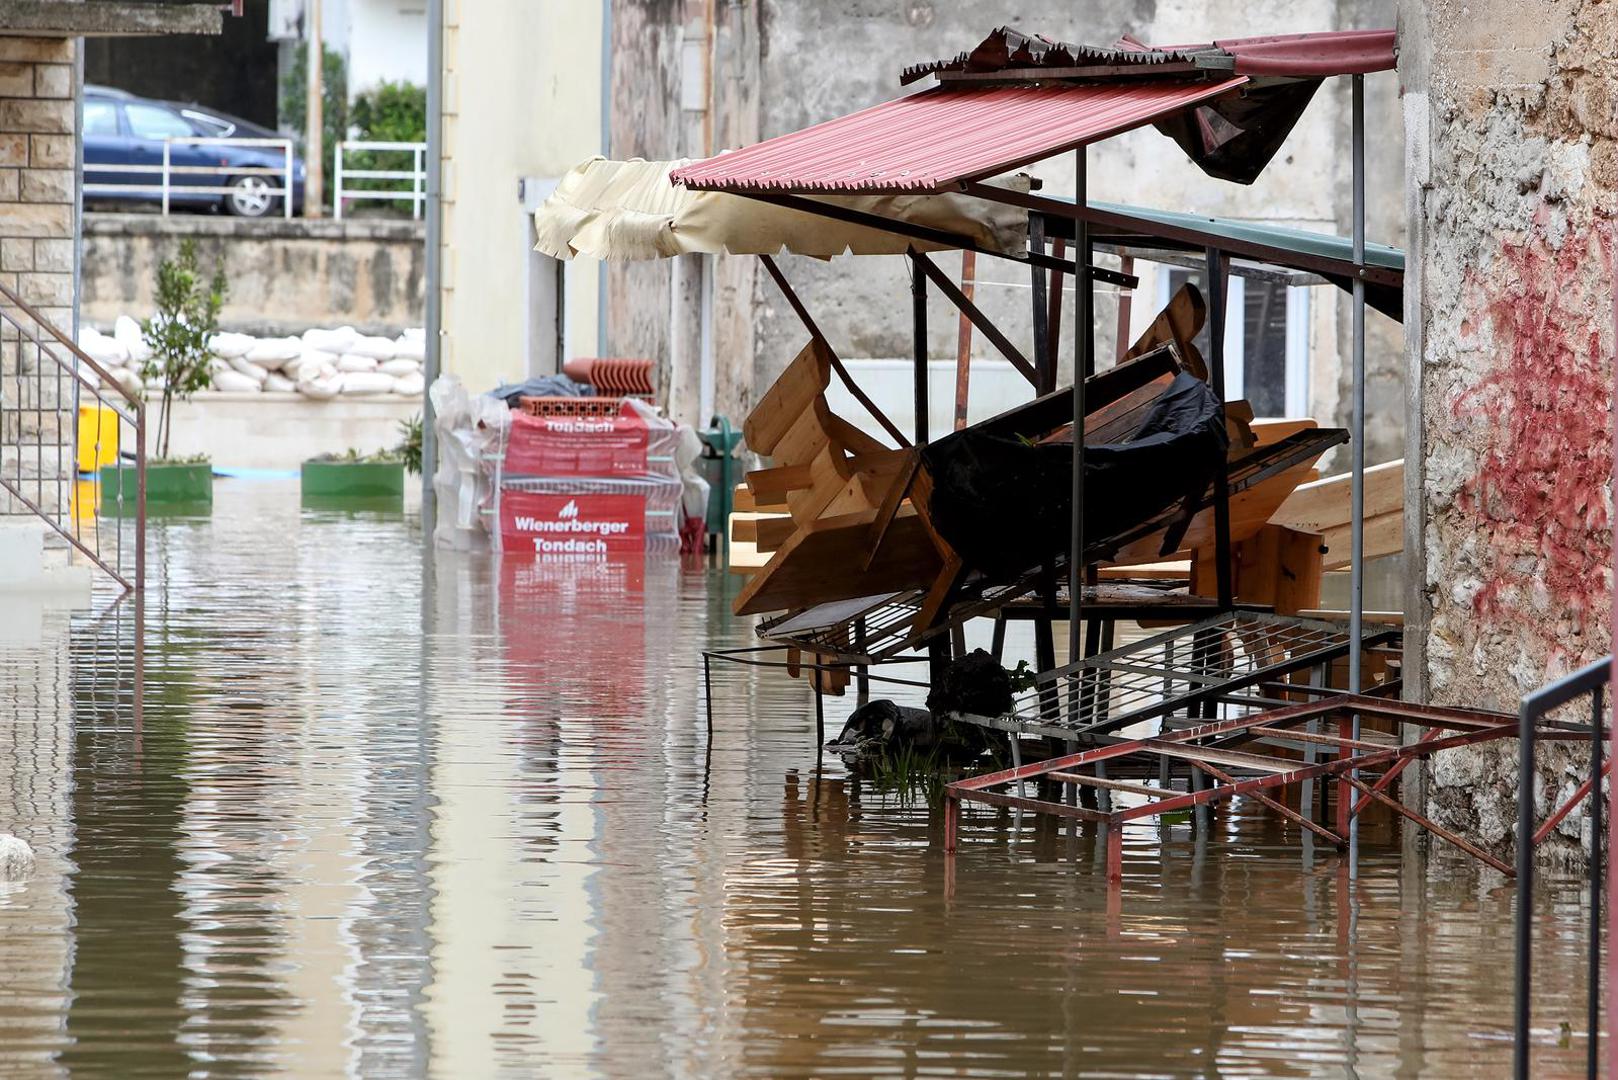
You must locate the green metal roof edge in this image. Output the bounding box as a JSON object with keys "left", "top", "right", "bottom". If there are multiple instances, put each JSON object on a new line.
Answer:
{"left": 1090, "top": 199, "right": 1404, "bottom": 272}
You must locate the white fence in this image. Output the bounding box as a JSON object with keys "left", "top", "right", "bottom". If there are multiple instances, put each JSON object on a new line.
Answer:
{"left": 334, "top": 141, "right": 426, "bottom": 220}
{"left": 83, "top": 137, "right": 295, "bottom": 219}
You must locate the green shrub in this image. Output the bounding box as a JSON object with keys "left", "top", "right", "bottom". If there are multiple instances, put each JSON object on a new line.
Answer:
{"left": 142, "top": 239, "right": 227, "bottom": 461}
{"left": 280, "top": 43, "right": 348, "bottom": 209}
{"left": 345, "top": 81, "right": 427, "bottom": 216}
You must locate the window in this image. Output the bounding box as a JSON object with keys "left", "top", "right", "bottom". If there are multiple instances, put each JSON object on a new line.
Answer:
{"left": 83, "top": 100, "right": 119, "bottom": 137}
{"left": 125, "top": 104, "right": 195, "bottom": 140}
{"left": 1161, "top": 268, "right": 1310, "bottom": 417}
{"left": 182, "top": 110, "right": 235, "bottom": 137}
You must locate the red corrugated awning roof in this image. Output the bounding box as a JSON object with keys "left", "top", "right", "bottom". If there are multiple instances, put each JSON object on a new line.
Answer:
{"left": 1215, "top": 30, "right": 1396, "bottom": 77}
{"left": 902, "top": 26, "right": 1395, "bottom": 83}
{"left": 671, "top": 77, "right": 1246, "bottom": 195}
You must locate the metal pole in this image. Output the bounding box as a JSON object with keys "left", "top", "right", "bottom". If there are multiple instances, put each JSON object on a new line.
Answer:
{"left": 161, "top": 141, "right": 170, "bottom": 216}
{"left": 1206, "top": 247, "right": 1233, "bottom": 609}
{"left": 1587, "top": 686, "right": 1602, "bottom": 1080}
{"left": 333, "top": 141, "right": 343, "bottom": 220}
{"left": 421, "top": 0, "right": 444, "bottom": 529}
{"left": 1348, "top": 73, "right": 1367, "bottom": 879}
{"left": 134, "top": 401, "right": 144, "bottom": 731}
{"left": 910, "top": 250, "right": 929, "bottom": 446}
{"left": 1068, "top": 147, "right": 1090, "bottom": 662}
{"left": 1514, "top": 690, "right": 1537, "bottom": 1080}
{"left": 305, "top": 0, "right": 324, "bottom": 217}
{"left": 1607, "top": 276, "right": 1618, "bottom": 1080}
{"left": 283, "top": 143, "right": 293, "bottom": 220}
{"left": 1030, "top": 213, "right": 1049, "bottom": 389}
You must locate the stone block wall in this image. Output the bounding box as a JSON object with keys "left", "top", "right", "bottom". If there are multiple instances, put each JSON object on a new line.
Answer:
{"left": 0, "top": 35, "right": 77, "bottom": 520}
{"left": 1401, "top": 0, "right": 1616, "bottom": 861}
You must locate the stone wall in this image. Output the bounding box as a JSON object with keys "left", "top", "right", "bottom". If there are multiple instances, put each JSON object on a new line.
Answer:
{"left": 0, "top": 34, "right": 76, "bottom": 518}
{"left": 82, "top": 213, "right": 425, "bottom": 336}
{"left": 1401, "top": 0, "right": 1616, "bottom": 861}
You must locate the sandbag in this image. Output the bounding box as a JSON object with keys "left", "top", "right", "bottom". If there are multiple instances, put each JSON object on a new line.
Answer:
{"left": 114, "top": 315, "right": 151, "bottom": 362}
{"left": 212, "top": 370, "right": 262, "bottom": 393}
{"left": 264, "top": 373, "right": 296, "bottom": 392}
{"left": 340, "top": 371, "right": 395, "bottom": 395}
{"left": 337, "top": 353, "right": 379, "bottom": 373}
{"left": 379, "top": 358, "right": 420, "bottom": 377}
{"left": 209, "top": 331, "right": 255, "bottom": 359}
{"left": 392, "top": 336, "right": 426, "bottom": 362}
{"left": 346, "top": 334, "right": 397, "bottom": 361}
{"left": 299, "top": 373, "right": 342, "bottom": 399}
{"left": 79, "top": 328, "right": 129, "bottom": 368}
{"left": 245, "top": 336, "right": 302, "bottom": 368}
{"left": 227, "top": 353, "right": 269, "bottom": 383}
{"left": 392, "top": 371, "right": 425, "bottom": 396}
{"left": 302, "top": 326, "right": 359, "bottom": 353}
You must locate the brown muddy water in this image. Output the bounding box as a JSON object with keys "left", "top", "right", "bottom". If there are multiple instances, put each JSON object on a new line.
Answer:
{"left": 0, "top": 480, "right": 1603, "bottom": 1077}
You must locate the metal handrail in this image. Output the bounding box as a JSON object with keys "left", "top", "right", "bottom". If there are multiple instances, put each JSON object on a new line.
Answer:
{"left": 334, "top": 140, "right": 426, "bottom": 220}
{"left": 84, "top": 136, "right": 294, "bottom": 219}
{"left": 1515, "top": 654, "right": 1610, "bottom": 1079}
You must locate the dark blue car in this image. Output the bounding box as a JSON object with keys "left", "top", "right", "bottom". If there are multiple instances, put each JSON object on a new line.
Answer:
{"left": 84, "top": 86, "right": 306, "bottom": 217}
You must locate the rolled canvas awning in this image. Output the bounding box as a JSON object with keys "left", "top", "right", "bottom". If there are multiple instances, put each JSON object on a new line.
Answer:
{"left": 533, "top": 156, "right": 1030, "bottom": 261}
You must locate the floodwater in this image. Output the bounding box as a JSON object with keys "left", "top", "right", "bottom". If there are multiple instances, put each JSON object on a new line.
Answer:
{"left": 0, "top": 480, "right": 1604, "bottom": 1077}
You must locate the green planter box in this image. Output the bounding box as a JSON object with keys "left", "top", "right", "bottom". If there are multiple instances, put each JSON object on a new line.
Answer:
{"left": 301, "top": 460, "right": 405, "bottom": 499}
{"left": 99, "top": 461, "right": 213, "bottom": 505}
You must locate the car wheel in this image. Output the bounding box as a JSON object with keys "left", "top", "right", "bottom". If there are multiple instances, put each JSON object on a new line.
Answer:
{"left": 224, "top": 175, "right": 278, "bottom": 218}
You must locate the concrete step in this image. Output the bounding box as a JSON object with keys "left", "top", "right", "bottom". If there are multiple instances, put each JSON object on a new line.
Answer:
{"left": 0, "top": 519, "right": 94, "bottom": 606}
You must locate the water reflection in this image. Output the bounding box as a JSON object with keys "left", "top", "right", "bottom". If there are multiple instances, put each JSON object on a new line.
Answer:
{"left": 0, "top": 480, "right": 1601, "bottom": 1076}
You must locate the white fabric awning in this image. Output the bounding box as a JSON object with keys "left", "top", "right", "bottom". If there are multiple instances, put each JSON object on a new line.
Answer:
{"left": 533, "top": 156, "right": 1028, "bottom": 261}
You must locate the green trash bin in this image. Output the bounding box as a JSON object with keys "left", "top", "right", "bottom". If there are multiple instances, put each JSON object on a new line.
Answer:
{"left": 696, "top": 416, "right": 742, "bottom": 552}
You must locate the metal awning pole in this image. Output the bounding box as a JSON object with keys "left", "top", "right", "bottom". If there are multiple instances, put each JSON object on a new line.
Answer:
{"left": 1349, "top": 72, "right": 1367, "bottom": 879}
{"left": 1206, "top": 247, "right": 1234, "bottom": 610}
{"left": 1607, "top": 266, "right": 1618, "bottom": 1080}
{"left": 1069, "top": 147, "right": 1091, "bottom": 662}
{"left": 910, "top": 249, "right": 929, "bottom": 446}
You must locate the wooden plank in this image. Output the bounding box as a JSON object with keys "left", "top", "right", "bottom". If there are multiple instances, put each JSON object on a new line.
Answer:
{"left": 745, "top": 464, "right": 813, "bottom": 500}
{"left": 1248, "top": 418, "right": 1318, "bottom": 447}
{"left": 1317, "top": 510, "right": 1403, "bottom": 569}
{"left": 742, "top": 339, "right": 830, "bottom": 455}
{"left": 1271, "top": 458, "right": 1403, "bottom": 534}
{"left": 771, "top": 396, "right": 833, "bottom": 468}
{"left": 1123, "top": 281, "right": 1207, "bottom": 380}
{"left": 752, "top": 515, "right": 798, "bottom": 553}
{"left": 732, "top": 483, "right": 758, "bottom": 512}
{"left": 733, "top": 508, "right": 944, "bottom": 616}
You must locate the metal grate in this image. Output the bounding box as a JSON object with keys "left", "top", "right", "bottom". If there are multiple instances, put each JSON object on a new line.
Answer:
{"left": 962, "top": 612, "right": 1399, "bottom": 742}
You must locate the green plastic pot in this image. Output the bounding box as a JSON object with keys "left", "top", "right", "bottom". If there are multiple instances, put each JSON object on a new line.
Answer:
{"left": 301, "top": 459, "right": 405, "bottom": 499}
{"left": 100, "top": 461, "right": 213, "bottom": 505}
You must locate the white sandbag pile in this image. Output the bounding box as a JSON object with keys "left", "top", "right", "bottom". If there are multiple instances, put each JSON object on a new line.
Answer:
{"left": 76, "top": 322, "right": 427, "bottom": 400}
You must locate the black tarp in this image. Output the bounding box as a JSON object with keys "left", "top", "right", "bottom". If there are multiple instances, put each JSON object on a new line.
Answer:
{"left": 921, "top": 371, "right": 1228, "bottom": 581}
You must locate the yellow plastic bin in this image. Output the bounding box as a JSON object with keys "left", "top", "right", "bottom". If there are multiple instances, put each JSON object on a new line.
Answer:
{"left": 77, "top": 403, "right": 119, "bottom": 474}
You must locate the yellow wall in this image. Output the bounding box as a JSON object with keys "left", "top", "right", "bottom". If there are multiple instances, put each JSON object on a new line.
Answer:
{"left": 438, "top": 0, "right": 603, "bottom": 392}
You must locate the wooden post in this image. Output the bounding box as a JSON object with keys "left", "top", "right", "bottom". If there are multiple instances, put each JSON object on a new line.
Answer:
{"left": 953, "top": 250, "right": 976, "bottom": 430}
{"left": 305, "top": 0, "right": 324, "bottom": 217}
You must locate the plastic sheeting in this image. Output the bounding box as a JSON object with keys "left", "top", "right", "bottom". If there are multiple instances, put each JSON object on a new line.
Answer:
{"left": 533, "top": 156, "right": 1030, "bottom": 260}
{"left": 921, "top": 371, "right": 1228, "bottom": 580}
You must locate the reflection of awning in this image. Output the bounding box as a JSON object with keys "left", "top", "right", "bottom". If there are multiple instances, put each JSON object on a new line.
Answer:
{"left": 671, "top": 78, "right": 1246, "bottom": 195}
{"left": 533, "top": 157, "right": 1029, "bottom": 261}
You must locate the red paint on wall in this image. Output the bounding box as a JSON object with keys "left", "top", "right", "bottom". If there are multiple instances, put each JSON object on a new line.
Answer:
{"left": 1453, "top": 220, "right": 1615, "bottom": 625}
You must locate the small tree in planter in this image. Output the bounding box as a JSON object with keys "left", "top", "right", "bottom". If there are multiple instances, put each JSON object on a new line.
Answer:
{"left": 141, "top": 238, "right": 227, "bottom": 460}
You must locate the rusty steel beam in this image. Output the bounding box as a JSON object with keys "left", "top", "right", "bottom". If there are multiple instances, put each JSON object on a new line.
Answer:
{"left": 1532, "top": 756, "right": 1615, "bottom": 847}
{"left": 1193, "top": 759, "right": 1345, "bottom": 849}
{"left": 1348, "top": 775, "right": 1514, "bottom": 876}
{"left": 915, "top": 251, "right": 1040, "bottom": 386}
{"left": 757, "top": 253, "right": 911, "bottom": 448}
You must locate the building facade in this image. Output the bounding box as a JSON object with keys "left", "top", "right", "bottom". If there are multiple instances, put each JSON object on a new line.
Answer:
{"left": 431, "top": 0, "right": 1403, "bottom": 463}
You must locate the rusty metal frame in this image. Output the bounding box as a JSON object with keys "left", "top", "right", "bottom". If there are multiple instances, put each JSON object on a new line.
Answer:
{"left": 944, "top": 695, "right": 1598, "bottom": 885}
